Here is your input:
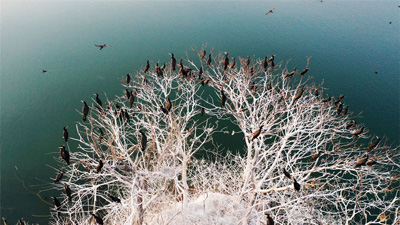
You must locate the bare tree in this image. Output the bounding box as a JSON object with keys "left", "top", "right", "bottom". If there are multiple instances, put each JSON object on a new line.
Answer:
{"left": 50, "top": 49, "right": 399, "bottom": 225}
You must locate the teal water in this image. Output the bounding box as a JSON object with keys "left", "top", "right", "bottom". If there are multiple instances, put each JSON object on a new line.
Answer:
{"left": 1, "top": 1, "right": 399, "bottom": 223}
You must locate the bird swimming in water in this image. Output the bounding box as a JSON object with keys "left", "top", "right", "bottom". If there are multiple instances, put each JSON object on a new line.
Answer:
{"left": 283, "top": 168, "right": 291, "bottom": 179}
{"left": 221, "top": 89, "right": 227, "bottom": 108}
{"left": 94, "top": 93, "right": 102, "bottom": 108}
{"left": 92, "top": 214, "right": 104, "bottom": 225}
{"left": 251, "top": 125, "right": 263, "bottom": 141}
{"left": 95, "top": 44, "right": 109, "bottom": 50}
{"left": 144, "top": 60, "right": 150, "bottom": 73}
{"left": 265, "top": 8, "right": 275, "bottom": 15}
{"left": 139, "top": 130, "right": 147, "bottom": 151}
{"left": 354, "top": 155, "right": 369, "bottom": 168}
{"left": 170, "top": 53, "right": 176, "bottom": 71}
{"left": 367, "top": 136, "right": 380, "bottom": 151}
{"left": 64, "top": 184, "right": 72, "bottom": 202}
{"left": 53, "top": 170, "right": 64, "bottom": 183}
{"left": 206, "top": 54, "right": 212, "bottom": 69}
{"left": 266, "top": 214, "right": 274, "bottom": 225}
{"left": 63, "top": 126, "right": 69, "bottom": 142}
{"left": 108, "top": 194, "right": 121, "bottom": 203}
{"left": 59, "top": 145, "right": 70, "bottom": 165}
{"left": 81, "top": 100, "right": 89, "bottom": 121}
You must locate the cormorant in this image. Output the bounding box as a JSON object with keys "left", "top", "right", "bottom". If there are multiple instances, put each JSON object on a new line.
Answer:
{"left": 223, "top": 52, "right": 229, "bottom": 71}
{"left": 336, "top": 102, "right": 343, "bottom": 115}
{"left": 139, "top": 130, "right": 147, "bottom": 151}
{"left": 59, "top": 145, "right": 70, "bottom": 165}
{"left": 265, "top": 8, "right": 275, "bottom": 15}
{"left": 262, "top": 56, "right": 268, "bottom": 71}
{"left": 342, "top": 106, "right": 349, "bottom": 116}
{"left": 314, "top": 88, "right": 319, "bottom": 97}
{"left": 160, "top": 105, "right": 168, "bottom": 115}
{"left": 96, "top": 159, "right": 103, "bottom": 173}
{"left": 201, "top": 49, "right": 206, "bottom": 59}
{"left": 198, "top": 66, "right": 203, "bottom": 79}
{"left": 270, "top": 60, "right": 275, "bottom": 71}
{"left": 283, "top": 168, "right": 291, "bottom": 179}
{"left": 244, "top": 56, "right": 250, "bottom": 69}
{"left": 293, "top": 178, "right": 301, "bottom": 191}
{"left": 42, "top": 69, "right": 47, "bottom": 73}
{"left": 54, "top": 170, "right": 64, "bottom": 183}
{"left": 92, "top": 214, "right": 104, "bottom": 225}
{"left": 129, "top": 92, "right": 136, "bottom": 108}
{"left": 124, "top": 89, "right": 131, "bottom": 101}
{"left": 333, "top": 98, "right": 341, "bottom": 105}
{"left": 99, "top": 128, "right": 104, "bottom": 142}
{"left": 354, "top": 155, "right": 369, "bottom": 168}
{"left": 126, "top": 74, "right": 131, "bottom": 85}
{"left": 346, "top": 120, "right": 356, "bottom": 129}
{"left": 367, "top": 159, "right": 377, "bottom": 166}
{"left": 267, "top": 82, "right": 272, "bottom": 91}
{"left": 206, "top": 54, "right": 212, "bottom": 69}
{"left": 166, "top": 97, "right": 172, "bottom": 113}
{"left": 170, "top": 53, "right": 176, "bottom": 71}
{"left": 95, "top": 44, "right": 109, "bottom": 50}
{"left": 367, "top": 136, "right": 380, "bottom": 151}
{"left": 94, "top": 93, "right": 102, "bottom": 108}
{"left": 268, "top": 55, "right": 275, "bottom": 62}
{"left": 18, "top": 219, "right": 25, "bottom": 225}
{"left": 293, "top": 88, "right": 304, "bottom": 103}
{"left": 251, "top": 125, "right": 263, "bottom": 141}
{"left": 266, "top": 214, "right": 274, "bottom": 225}
{"left": 64, "top": 184, "right": 72, "bottom": 202}
{"left": 108, "top": 195, "right": 121, "bottom": 203}
{"left": 81, "top": 100, "right": 89, "bottom": 121}
{"left": 144, "top": 60, "right": 150, "bottom": 73}
{"left": 200, "top": 107, "right": 205, "bottom": 116}
{"left": 124, "top": 109, "right": 130, "bottom": 124}
{"left": 160, "top": 63, "right": 166, "bottom": 71}
{"left": 230, "top": 57, "right": 236, "bottom": 69}
{"left": 321, "top": 96, "right": 332, "bottom": 103}
{"left": 52, "top": 197, "right": 61, "bottom": 211}
{"left": 352, "top": 127, "right": 364, "bottom": 137}
{"left": 63, "top": 126, "right": 69, "bottom": 142}
{"left": 221, "top": 89, "right": 227, "bottom": 108}
{"left": 338, "top": 95, "right": 345, "bottom": 100}
{"left": 311, "top": 152, "right": 320, "bottom": 161}
{"left": 300, "top": 67, "right": 309, "bottom": 76}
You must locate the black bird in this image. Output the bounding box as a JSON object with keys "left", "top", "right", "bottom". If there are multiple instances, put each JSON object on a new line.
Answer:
{"left": 54, "top": 170, "right": 64, "bottom": 183}
{"left": 336, "top": 102, "right": 343, "bottom": 115}
{"left": 201, "top": 49, "right": 206, "bottom": 59}
{"left": 230, "top": 57, "right": 236, "bottom": 69}
{"left": 63, "top": 126, "right": 69, "bottom": 142}
{"left": 81, "top": 100, "right": 89, "bottom": 121}
{"left": 125, "top": 89, "right": 131, "bottom": 100}
{"left": 200, "top": 107, "right": 205, "bottom": 116}
{"left": 126, "top": 74, "right": 131, "bottom": 85}
{"left": 342, "top": 106, "right": 349, "bottom": 116}
{"left": 293, "top": 88, "right": 304, "bottom": 103}
{"left": 94, "top": 93, "right": 102, "bottom": 108}
{"left": 166, "top": 97, "right": 172, "bottom": 113}
{"left": 270, "top": 60, "right": 275, "bottom": 71}
{"left": 198, "top": 66, "right": 203, "bottom": 79}
{"left": 59, "top": 145, "right": 70, "bottom": 165}
{"left": 96, "top": 159, "right": 103, "bottom": 173}
{"left": 310, "top": 152, "right": 320, "bottom": 161}
{"left": 129, "top": 90, "right": 136, "bottom": 108}
{"left": 268, "top": 55, "right": 275, "bottom": 62}
{"left": 170, "top": 53, "right": 176, "bottom": 71}
{"left": 206, "top": 54, "right": 212, "bottom": 69}
{"left": 124, "top": 109, "right": 130, "bottom": 124}
{"left": 64, "top": 184, "right": 72, "bottom": 202}
{"left": 283, "top": 168, "right": 291, "bottom": 179}
{"left": 293, "top": 178, "right": 301, "bottom": 191}
{"left": 221, "top": 90, "right": 227, "bottom": 108}
{"left": 314, "top": 88, "right": 319, "bottom": 97}
{"left": 42, "top": 69, "right": 47, "bottom": 73}
{"left": 244, "top": 56, "right": 250, "bottom": 69}
{"left": 367, "top": 136, "right": 381, "bottom": 151}
{"left": 300, "top": 67, "right": 309, "bottom": 76}
{"left": 139, "top": 130, "right": 147, "bottom": 151}
{"left": 251, "top": 125, "right": 263, "bottom": 141}
{"left": 262, "top": 56, "right": 268, "bottom": 71}
{"left": 52, "top": 197, "right": 61, "bottom": 211}
{"left": 353, "top": 127, "right": 364, "bottom": 137}
{"left": 108, "top": 194, "right": 121, "bottom": 203}
{"left": 265, "top": 8, "right": 275, "bottom": 15}
{"left": 160, "top": 63, "right": 166, "bottom": 71}
{"left": 92, "top": 214, "right": 104, "bottom": 225}
{"left": 160, "top": 105, "right": 168, "bottom": 115}
{"left": 18, "top": 219, "right": 25, "bottom": 225}
{"left": 99, "top": 128, "right": 104, "bottom": 142}
{"left": 95, "top": 44, "right": 109, "bottom": 50}
{"left": 266, "top": 214, "right": 274, "bottom": 225}
{"left": 354, "top": 155, "right": 369, "bottom": 168}
{"left": 223, "top": 52, "right": 229, "bottom": 71}
{"left": 144, "top": 60, "right": 150, "bottom": 73}
{"left": 267, "top": 82, "right": 272, "bottom": 91}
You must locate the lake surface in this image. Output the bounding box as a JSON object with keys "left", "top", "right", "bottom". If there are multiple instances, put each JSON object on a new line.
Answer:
{"left": 1, "top": 1, "right": 399, "bottom": 223}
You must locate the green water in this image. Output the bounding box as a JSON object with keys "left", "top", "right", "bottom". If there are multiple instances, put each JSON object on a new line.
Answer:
{"left": 1, "top": 1, "right": 399, "bottom": 223}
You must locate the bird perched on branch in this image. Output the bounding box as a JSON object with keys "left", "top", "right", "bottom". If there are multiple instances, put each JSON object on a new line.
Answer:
{"left": 63, "top": 126, "right": 69, "bottom": 142}
{"left": 352, "top": 127, "right": 364, "bottom": 137}
{"left": 108, "top": 194, "right": 121, "bottom": 203}
{"left": 53, "top": 170, "right": 64, "bottom": 183}
{"left": 367, "top": 136, "right": 380, "bottom": 151}
{"left": 283, "top": 168, "right": 291, "bottom": 179}
{"left": 300, "top": 67, "right": 309, "bottom": 76}
{"left": 96, "top": 159, "right": 103, "bottom": 173}
{"left": 144, "top": 60, "right": 150, "bottom": 73}
{"left": 336, "top": 102, "right": 343, "bottom": 115}
{"left": 367, "top": 159, "right": 377, "bottom": 166}
{"left": 223, "top": 52, "right": 229, "bottom": 71}
{"left": 201, "top": 49, "right": 206, "bottom": 60}
{"left": 354, "top": 155, "right": 369, "bottom": 168}
{"left": 94, "top": 93, "right": 102, "bottom": 108}
{"left": 59, "top": 145, "right": 70, "bottom": 165}
{"left": 81, "top": 100, "right": 89, "bottom": 121}
{"left": 342, "top": 106, "right": 349, "bottom": 116}
{"left": 92, "top": 214, "right": 104, "bottom": 225}
{"left": 221, "top": 89, "right": 227, "bottom": 108}
{"left": 94, "top": 44, "right": 109, "bottom": 50}
{"left": 244, "top": 56, "right": 250, "bottom": 69}
{"left": 265, "top": 8, "right": 275, "bottom": 15}
{"left": 293, "top": 178, "right": 301, "bottom": 191}
{"left": 346, "top": 120, "right": 356, "bottom": 129}
{"left": 139, "top": 130, "right": 147, "bottom": 151}
{"left": 251, "top": 125, "right": 263, "bottom": 141}
{"left": 207, "top": 54, "right": 212, "bottom": 68}
{"left": 126, "top": 74, "right": 131, "bottom": 85}
{"left": 321, "top": 96, "right": 332, "bottom": 103}
{"left": 310, "top": 152, "right": 320, "bottom": 161}
{"left": 166, "top": 97, "right": 172, "bottom": 113}
{"left": 200, "top": 107, "right": 205, "bottom": 116}
{"left": 170, "top": 53, "right": 176, "bottom": 71}
{"left": 314, "top": 88, "right": 319, "bottom": 97}
{"left": 262, "top": 56, "right": 268, "bottom": 71}
{"left": 293, "top": 87, "right": 304, "bottom": 103}
{"left": 64, "top": 184, "right": 72, "bottom": 202}
{"left": 266, "top": 214, "right": 274, "bottom": 225}
{"left": 230, "top": 57, "right": 236, "bottom": 69}
{"left": 52, "top": 197, "right": 61, "bottom": 211}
